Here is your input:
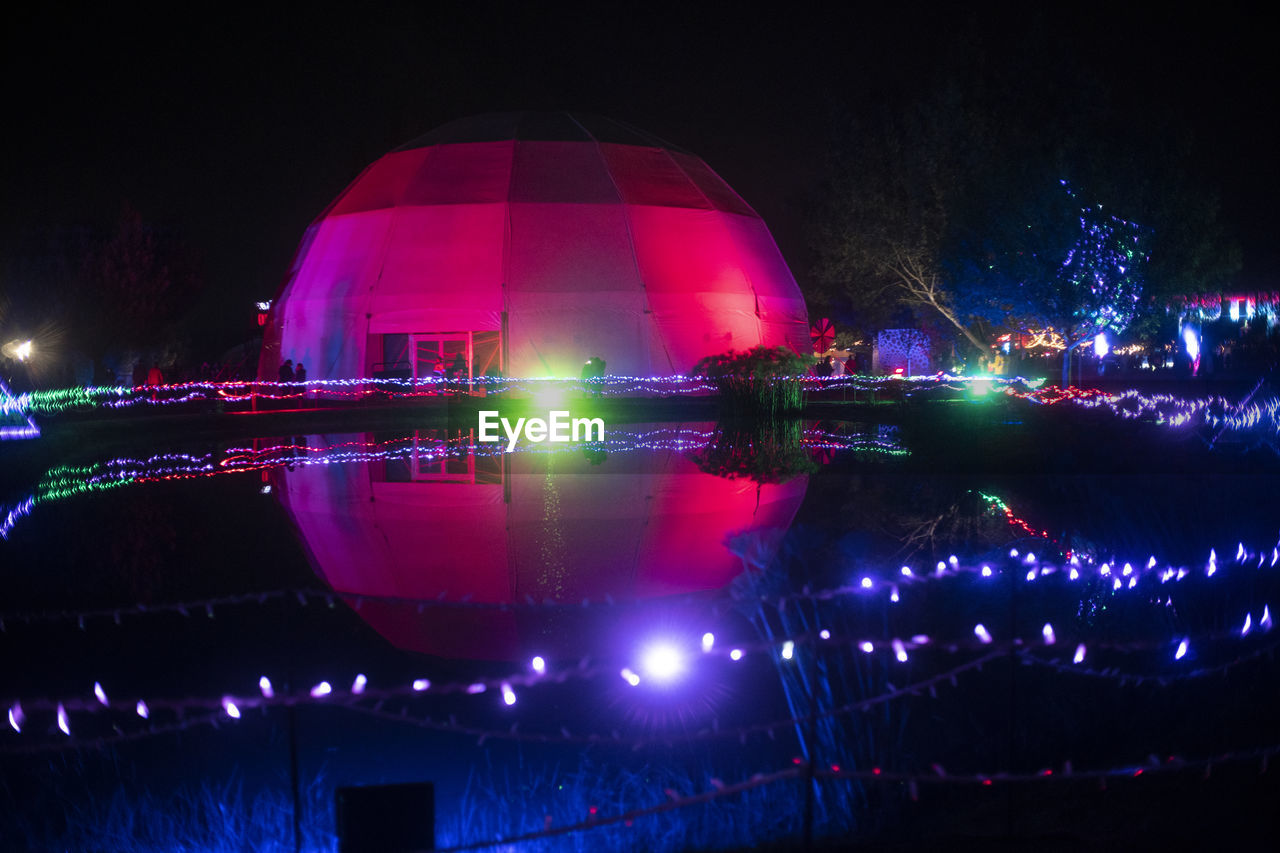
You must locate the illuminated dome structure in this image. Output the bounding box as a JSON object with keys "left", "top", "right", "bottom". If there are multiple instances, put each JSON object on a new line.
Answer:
{"left": 259, "top": 112, "right": 808, "bottom": 380}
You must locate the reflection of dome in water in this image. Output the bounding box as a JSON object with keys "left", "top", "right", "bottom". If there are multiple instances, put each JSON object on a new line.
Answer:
{"left": 274, "top": 430, "right": 807, "bottom": 660}
{"left": 259, "top": 111, "right": 808, "bottom": 381}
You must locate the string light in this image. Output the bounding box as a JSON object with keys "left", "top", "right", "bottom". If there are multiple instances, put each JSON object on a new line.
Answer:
{"left": 5, "top": 528, "right": 1278, "bottom": 636}
{"left": 0, "top": 425, "right": 906, "bottom": 540}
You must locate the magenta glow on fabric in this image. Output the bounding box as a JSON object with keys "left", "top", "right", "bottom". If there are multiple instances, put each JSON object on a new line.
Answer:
{"left": 260, "top": 113, "right": 808, "bottom": 380}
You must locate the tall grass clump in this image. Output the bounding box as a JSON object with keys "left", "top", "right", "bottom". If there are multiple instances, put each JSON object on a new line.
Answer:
{"left": 694, "top": 347, "right": 807, "bottom": 422}
{"left": 2, "top": 771, "right": 334, "bottom": 853}
{"left": 438, "top": 758, "right": 802, "bottom": 852}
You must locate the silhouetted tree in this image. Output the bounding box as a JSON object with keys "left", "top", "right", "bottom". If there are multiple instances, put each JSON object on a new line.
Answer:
{"left": 75, "top": 204, "right": 202, "bottom": 376}
{"left": 814, "top": 55, "right": 1240, "bottom": 372}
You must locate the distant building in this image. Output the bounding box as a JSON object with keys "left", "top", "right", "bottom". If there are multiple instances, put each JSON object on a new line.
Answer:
{"left": 259, "top": 112, "right": 808, "bottom": 381}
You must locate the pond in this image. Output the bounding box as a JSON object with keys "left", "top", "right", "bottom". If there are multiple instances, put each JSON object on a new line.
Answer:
{"left": 2, "top": 406, "right": 1279, "bottom": 851}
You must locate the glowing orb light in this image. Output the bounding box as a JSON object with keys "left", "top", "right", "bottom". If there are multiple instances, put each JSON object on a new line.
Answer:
{"left": 640, "top": 642, "right": 685, "bottom": 683}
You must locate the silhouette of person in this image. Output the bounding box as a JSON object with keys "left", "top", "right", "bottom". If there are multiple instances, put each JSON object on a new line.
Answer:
{"left": 278, "top": 359, "right": 295, "bottom": 382}
{"left": 815, "top": 356, "right": 836, "bottom": 377}
{"left": 295, "top": 363, "right": 307, "bottom": 383}
{"left": 445, "top": 353, "right": 467, "bottom": 381}
{"left": 581, "top": 357, "right": 606, "bottom": 397}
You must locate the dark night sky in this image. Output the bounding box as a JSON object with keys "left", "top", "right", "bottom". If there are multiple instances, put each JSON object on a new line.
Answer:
{"left": 3, "top": 3, "right": 1277, "bottom": 351}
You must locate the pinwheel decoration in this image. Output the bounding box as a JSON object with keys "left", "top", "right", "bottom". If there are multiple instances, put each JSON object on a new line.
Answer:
{"left": 810, "top": 318, "right": 835, "bottom": 354}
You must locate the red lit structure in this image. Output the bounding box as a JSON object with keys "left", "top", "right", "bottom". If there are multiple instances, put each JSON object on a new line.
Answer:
{"left": 258, "top": 112, "right": 808, "bottom": 381}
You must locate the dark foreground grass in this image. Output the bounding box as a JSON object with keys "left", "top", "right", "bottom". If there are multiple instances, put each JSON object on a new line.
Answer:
{"left": 3, "top": 757, "right": 814, "bottom": 852}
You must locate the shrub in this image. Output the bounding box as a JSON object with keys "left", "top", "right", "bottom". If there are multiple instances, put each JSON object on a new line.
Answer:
{"left": 692, "top": 347, "right": 807, "bottom": 420}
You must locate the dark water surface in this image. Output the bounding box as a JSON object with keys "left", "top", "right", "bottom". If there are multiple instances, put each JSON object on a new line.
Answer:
{"left": 2, "top": 417, "right": 1279, "bottom": 851}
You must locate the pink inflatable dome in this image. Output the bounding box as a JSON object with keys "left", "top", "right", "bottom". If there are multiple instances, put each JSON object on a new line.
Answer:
{"left": 259, "top": 112, "right": 808, "bottom": 381}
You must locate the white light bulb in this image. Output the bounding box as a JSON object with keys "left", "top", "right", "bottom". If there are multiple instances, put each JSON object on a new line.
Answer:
{"left": 892, "top": 639, "right": 908, "bottom": 662}
{"left": 57, "top": 703, "right": 70, "bottom": 735}
{"left": 641, "top": 643, "right": 684, "bottom": 681}
{"left": 258, "top": 676, "right": 274, "bottom": 698}
{"left": 351, "top": 674, "right": 367, "bottom": 694}
{"left": 93, "top": 682, "right": 108, "bottom": 706}
{"left": 1042, "top": 623, "right": 1056, "bottom": 645}
{"left": 223, "top": 699, "right": 241, "bottom": 719}
{"left": 136, "top": 700, "right": 149, "bottom": 719}
{"left": 310, "top": 681, "right": 331, "bottom": 698}
{"left": 501, "top": 683, "right": 516, "bottom": 706}
{"left": 412, "top": 679, "right": 431, "bottom": 691}
{"left": 1073, "top": 644, "right": 1086, "bottom": 664}
{"left": 701, "top": 633, "right": 715, "bottom": 653}
{"left": 1174, "top": 638, "right": 1188, "bottom": 661}
{"left": 974, "top": 624, "right": 992, "bottom": 644}
{"left": 781, "top": 641, "right": 795, "bottom": 660}
{"left": 531, "top": 656, "right": 546, "bottom": 674}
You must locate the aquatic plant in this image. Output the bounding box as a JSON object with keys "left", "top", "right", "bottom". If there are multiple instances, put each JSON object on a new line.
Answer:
{"left": 693, "top": 347, "right": 807, "bottom": 421}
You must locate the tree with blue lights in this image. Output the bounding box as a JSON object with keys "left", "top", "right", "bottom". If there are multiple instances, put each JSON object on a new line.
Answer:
{"left": 951, "top": 179, "right": 1148, "bottom": 387}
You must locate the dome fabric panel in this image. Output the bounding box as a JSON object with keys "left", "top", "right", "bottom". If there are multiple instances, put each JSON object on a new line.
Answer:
{"left": 600, "top": 143, "right": 712, "bottom": 209}
{"left": 510, "top": 141, "right": 620, "bottom": 204}
{"left": 370, "top": 204, "right": 506, "bottom": 329}
{"left": 400, "top": 141, "right": 514, "bottom": 206}
{"left": 261, "top": 112, "right": 808, "bottom": 380}
{"left": 327, "top": 149, "right": 428, "bottom": 216}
